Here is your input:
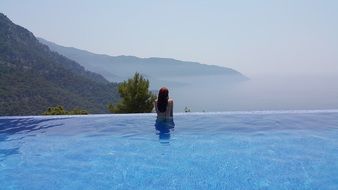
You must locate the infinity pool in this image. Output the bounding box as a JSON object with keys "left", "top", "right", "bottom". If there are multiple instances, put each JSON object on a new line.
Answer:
{"left": 1, "top": 111, "right": 338, "bottom": 189}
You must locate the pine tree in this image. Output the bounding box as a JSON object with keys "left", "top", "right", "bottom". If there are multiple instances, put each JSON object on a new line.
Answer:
{"left": 109, "top": 73, "right": 156, "bottom": 113}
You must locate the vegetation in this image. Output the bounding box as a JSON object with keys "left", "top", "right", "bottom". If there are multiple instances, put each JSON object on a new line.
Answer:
{"left": 109, "top": 72, "right": 156, "bottom": 113}
{"left": 184, "top": 107, "right": 191, "bottom": 112}
{"left": 42, "top": 105, "right": 88, "bottom": 115}
{"left": 0, "top": 13, "right": 119, "bottom": 116}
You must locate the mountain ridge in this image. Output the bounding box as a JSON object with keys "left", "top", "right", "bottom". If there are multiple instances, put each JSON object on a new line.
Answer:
{"left": 38, "top": 37, "right": 238, "bottom": 69}
{"left": 38, "top": 38, "right": 248, "bottom": 87}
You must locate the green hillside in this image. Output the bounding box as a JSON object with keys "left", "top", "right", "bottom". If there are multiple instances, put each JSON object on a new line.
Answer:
{"left": 0, "top": 13, "right": 119, "bottom": 115}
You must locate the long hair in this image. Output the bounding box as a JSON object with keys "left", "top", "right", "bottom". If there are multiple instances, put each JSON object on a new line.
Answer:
{"left": 157, "top": 87, "right": 169, "bottom": 112}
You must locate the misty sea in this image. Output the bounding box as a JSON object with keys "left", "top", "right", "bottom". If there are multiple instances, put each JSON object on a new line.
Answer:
{"left": 0, "top": 110, "right": 337, "bottom": 189}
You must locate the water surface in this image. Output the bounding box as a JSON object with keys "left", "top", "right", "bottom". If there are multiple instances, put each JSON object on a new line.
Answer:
{"left": 0, "top": 110, "right": 338, "bottom": 189}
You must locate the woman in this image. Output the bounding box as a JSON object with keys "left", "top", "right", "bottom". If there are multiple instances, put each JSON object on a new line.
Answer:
{"left": 154, "top": 87, "right": 174, "bottom": 143}
{"left": 155, "top": 87, "right": 173, "bottom": 119}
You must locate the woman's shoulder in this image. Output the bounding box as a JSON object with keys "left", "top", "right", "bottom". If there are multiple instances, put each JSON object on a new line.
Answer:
{"left": 155, "top": 99, "right": 173, "bottom": 103}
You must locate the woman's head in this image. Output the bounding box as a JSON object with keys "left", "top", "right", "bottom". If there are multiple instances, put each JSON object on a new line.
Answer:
{"left": 157, "top": 87, "right": 169, "bottom": 112}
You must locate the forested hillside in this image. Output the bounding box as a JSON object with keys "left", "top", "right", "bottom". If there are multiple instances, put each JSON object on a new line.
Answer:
{"left": 0, "top": 13, "right": 119, "bottom": 115}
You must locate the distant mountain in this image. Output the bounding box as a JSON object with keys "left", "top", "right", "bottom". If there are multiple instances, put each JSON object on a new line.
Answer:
{"left": 38, "top": 38, "right": 248, "bottom": 88}
{"left": 0, "top": 13, "right": 119, "bottom": 116}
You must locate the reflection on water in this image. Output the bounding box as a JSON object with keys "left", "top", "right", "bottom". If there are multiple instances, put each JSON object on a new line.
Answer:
{"left": 154, "top": 118, "right": 175, "bottom": 144}
{"left": 0, "top": 118, "right": 65, "bottom": 161}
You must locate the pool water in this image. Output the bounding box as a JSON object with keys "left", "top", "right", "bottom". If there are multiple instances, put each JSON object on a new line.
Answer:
{"left": 0, "top": 111, "right": 338, "bottom": 189}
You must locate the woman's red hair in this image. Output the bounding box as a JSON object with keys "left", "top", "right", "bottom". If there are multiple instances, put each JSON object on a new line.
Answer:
{"left": 157, "top": 87, "right": 169, "bottom": 112}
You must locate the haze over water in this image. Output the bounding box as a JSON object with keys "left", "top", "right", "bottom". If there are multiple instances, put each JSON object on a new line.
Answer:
{"left": 162, "top": 74, "right": 338, "bottom": 112}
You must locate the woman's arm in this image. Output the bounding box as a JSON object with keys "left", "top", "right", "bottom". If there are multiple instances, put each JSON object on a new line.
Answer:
{"left": 154, "top": 100, "right": 158, "bottom": 113}
{"left": 170, "top": 100, "right": 173, "bottom": 117}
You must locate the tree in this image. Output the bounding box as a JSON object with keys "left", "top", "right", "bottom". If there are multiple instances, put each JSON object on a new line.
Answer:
{"left": 43, "top": 105, "right": 88, "bottom": 115}
{"left": 109, "top": 72, "right": 156, "bottom": 113}
{"left": 43, "top": 105, "right": 67, "bottom": 115}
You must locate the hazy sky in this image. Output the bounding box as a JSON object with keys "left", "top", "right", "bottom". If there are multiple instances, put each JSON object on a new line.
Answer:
{"left": 1, "top": 0, "right": 338, "bottom": 76}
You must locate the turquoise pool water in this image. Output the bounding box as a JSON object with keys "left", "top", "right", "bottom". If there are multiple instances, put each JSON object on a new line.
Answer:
{"left": 0, "top": 111, "right": 338, "bottom": 189}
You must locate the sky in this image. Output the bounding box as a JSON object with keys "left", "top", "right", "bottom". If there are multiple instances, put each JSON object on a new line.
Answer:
{"left": 1, "top": 0, "right": 338, "bottom": 77}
